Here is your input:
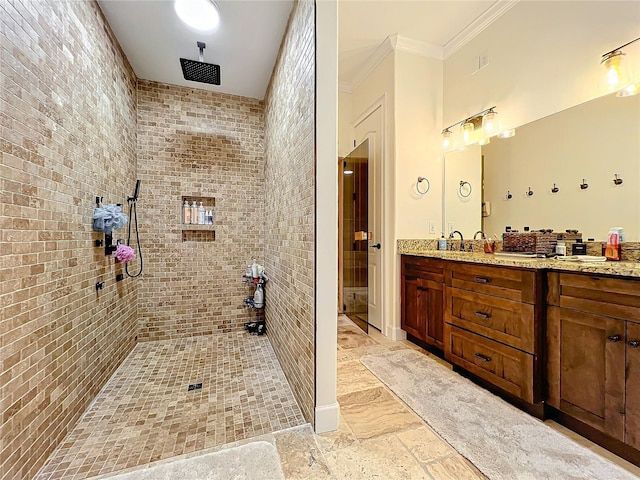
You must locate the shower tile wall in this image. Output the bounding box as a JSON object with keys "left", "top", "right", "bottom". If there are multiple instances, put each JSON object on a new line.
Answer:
{"left": 263, "top": 0, "right": 316, "bottom": 424}
{"left": 136, "top": 80, "right": 265, "bottom": 341}
{"left": 0, "top": 1, "right": 138, "bottom": 479}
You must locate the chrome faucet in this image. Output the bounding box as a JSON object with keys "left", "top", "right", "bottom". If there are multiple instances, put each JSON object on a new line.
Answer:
{"left": 449, "top": 230, "right": 465, "bottom": 251}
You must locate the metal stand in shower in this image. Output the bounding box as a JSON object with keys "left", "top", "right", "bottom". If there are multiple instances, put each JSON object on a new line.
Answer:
{"left": 242, "top": 274, "right": 267, "bottom": 335}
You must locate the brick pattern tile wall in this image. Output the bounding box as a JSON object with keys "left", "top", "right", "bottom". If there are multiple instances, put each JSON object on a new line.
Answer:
{"left": 0, "top": 1, "right": 138, "bottom": 479}
{"left": 263, "top": 0, "right": 316, "bottom": 424}
{"left": 136, "top": 80, "right": 265, "bottom": 341}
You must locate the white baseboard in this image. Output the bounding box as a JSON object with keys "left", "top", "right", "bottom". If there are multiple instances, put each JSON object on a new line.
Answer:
{"left": 386, "top": 325, "right": 407, "bottom": 341}
{"left": 314, "top": 402, "right": 340, "bottom": 433}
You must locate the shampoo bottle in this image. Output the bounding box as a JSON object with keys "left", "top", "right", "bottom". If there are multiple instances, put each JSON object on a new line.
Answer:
{"left": 438, "top": 234, "right": 447, "bottom": 251}
{"left": 254, "top": 282, "right": 264, "bottom": 308}
{"left": 183, "top": 200, "right": 191, "bottom": 224}
{"left": 191, "top": 201, "right": 198, "bottom": 224}
{"left": 198, "top": 202, "right": 205, "bottom": 225}
{"left": 251, "top": 259, "right": 259, "bottom": 278}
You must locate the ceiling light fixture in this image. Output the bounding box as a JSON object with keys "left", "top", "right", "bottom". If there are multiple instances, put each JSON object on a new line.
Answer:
{"left": 174, "top": 0, "right": 220, "bottom": 32}
{"left": 601, "top": 37, "right": 639, "bottom": 97}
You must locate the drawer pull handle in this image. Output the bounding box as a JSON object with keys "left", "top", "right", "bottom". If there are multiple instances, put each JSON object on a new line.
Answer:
{"left": 474, "top": 353, "right": 492, "bottom": 362}
{"left": 629, "top": 340, "right": 640, "bottom": 348}
{"left": 474, "top": 276, "right": 491, "bottom": 284}
{"left": 474, "top": 311, "right": 491, "bottom": 319}
{"left": 607, "top": 335, "right": 621, "bottom": 343}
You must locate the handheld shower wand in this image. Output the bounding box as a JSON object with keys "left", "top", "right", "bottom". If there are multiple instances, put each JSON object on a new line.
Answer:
{"left": 125, "top": 180, "right": 143, "bottom": 278}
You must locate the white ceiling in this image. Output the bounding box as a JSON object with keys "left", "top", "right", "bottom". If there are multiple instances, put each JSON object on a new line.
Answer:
{"left": 338, "top": 0, "right": 509, "bottom": 86}
{"left": 98, "top": 0, "right": 294, "bottom": 100}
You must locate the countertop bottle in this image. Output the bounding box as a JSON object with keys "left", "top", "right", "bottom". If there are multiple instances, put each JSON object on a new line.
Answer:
{"left": 438, "top": 234, "right": 447, "bottom": 251}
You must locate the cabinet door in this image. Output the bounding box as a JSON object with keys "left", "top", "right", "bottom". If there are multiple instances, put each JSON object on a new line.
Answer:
{"left": 423, "top": 279, "right": 444, "bottom": 349}
{"left": 558, "top": 307, "right": 625, "bottom": 441}
{"left": 401, "top": 275, "right": 426, "bottom": 341}
{"left": 626, "top": 322, "right": 640, "bottom": 450}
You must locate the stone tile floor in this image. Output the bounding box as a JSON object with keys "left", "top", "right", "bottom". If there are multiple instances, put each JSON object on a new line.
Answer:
{"left": 36, "top": 317, "right": 640, "bottom": 480}
{"left": 34, "top": 332, "right": 305, "bottom": 480}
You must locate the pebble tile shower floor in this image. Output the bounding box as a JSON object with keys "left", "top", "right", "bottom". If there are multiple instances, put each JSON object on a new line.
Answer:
{"left": 34, "top": 332, "right": 306, "bottom": 480}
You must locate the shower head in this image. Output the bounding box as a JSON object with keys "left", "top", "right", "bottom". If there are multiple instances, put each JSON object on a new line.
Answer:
{"left": 180, "top": 41, "right": 220, "bottom": 85}
{"left": 128, "top": 179, "right": 141, "bottom": 203}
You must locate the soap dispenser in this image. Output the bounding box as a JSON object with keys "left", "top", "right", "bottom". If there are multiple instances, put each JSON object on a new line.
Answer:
{"left": 183, "top": 200, "right": 191, "bottom": 224}
{"left": 198, "top": 202, "right": 205, "bottom": 225}
{"left": 438, "top": 233, "right": 447, "bottom": 251}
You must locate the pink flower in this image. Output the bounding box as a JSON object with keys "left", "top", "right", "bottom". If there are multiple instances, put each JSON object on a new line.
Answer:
{"left": 114, "top": 244, "right": 136, "bottom": 263}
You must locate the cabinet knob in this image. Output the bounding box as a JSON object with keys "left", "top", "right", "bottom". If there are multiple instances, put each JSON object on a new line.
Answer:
{"left": 607, "top": 335, "right": 621, "bottom": 343}
{"left": 474, "top": 276, "right": 491, "bottom": 284}
{"left": 473, "top": 353, "right": 492, "bottom": 362}
{"left": 474, "top": 311, "right": 491, "bottom": 320}
{"left": 629, "top": 340, "right": 640, "bottom": 348}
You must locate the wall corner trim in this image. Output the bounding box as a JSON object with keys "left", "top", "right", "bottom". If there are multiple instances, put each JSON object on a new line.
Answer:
{"left": 314, "top": 402, "right": 340, "bottom": 434}
{"left": 386, "top": 326, "right": 407, "bottom": 341}
{"left": 444, "top": 0, "right": 520, "bottom": 59}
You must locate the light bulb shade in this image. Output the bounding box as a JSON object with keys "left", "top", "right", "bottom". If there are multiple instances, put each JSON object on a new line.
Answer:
{"left": 617, "top": 83, "right": 640, "bottom": 97}
{"left": 497, "top": 128, "right": 516, "bottom": 139}
{"left": 462, "top": 122, "right": 475, "bottom": 144}
{"left": 477, "top": 137, "right": 490, "bottom": 146}
{"left": 442, "top": 130, "right": 452, "bottom": 149}
{"left": 482, "top": 110, "right": 498, "bottom": 135}
{"left": 602, "top": 51, "right": 630, "bottom": 92}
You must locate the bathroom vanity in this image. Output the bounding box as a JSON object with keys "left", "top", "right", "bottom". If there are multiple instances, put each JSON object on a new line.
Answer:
{"left": 399, "top": 246, "right": 640, "bottom": 464}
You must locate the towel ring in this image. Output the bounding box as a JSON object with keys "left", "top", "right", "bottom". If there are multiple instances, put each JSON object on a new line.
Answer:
{"left": 416, "top": 176, "right": 430, "bottom": 195}
{"left": 459, "top": 180, "right": 472, "bottom": 198}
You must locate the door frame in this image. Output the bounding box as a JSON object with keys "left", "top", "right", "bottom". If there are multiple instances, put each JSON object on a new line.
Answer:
{"left": 352, "top": 95, "right": 387, "bottom": 335}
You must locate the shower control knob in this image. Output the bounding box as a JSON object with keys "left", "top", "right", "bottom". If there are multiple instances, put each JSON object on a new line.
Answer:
{"left": 369, "top": 243, "right": 381, "bottom": 250}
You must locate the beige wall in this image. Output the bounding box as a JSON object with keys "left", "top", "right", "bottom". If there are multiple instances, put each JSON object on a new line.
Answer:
{"left": 443, "top": 146, "right": 482, "bottom": 240}
{"left": 263, "top": 0, "right": 316, "bottom": 425}
{"left": 338, "top": 90, "right": 353, "bottom": 158}
{"left": 136, "top": 80, "right": 265, "bottom": 341}
{"left": 0, "top": 2, "right": 138, "bottom": 478}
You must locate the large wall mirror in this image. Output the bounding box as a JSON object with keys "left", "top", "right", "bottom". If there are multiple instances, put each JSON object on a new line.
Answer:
{"left": 443, "top": 93, "right": 640, "bottom": 242}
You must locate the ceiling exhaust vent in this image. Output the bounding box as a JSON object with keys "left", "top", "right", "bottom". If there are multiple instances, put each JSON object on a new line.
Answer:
{"left": 180, "top": 41, "right": 220, "bottom": 85}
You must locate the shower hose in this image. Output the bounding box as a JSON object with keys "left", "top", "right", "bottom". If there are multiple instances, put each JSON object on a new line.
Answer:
{"left": 125, "top": 198, "right": 143, "bottom": 278}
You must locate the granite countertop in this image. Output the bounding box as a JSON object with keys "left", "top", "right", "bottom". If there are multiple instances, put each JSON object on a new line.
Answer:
{"left": 398, "top": 244, "right": 640, "bottom": 278}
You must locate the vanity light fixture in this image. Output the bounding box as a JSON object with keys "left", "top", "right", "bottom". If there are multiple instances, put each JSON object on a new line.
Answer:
{"left": 174, "top": 0, "right": 221, "bottom": 32}
{"left": 442, "top": 129, "right": 452, "bottom": 149}
{"left": 601, "top": 37, "right": 640, "bottom": 97}
{"left": 477, "top": 137, "right": 490, "bottom": 146}
{"left": 441, "top": 106, "right": 497, "bottom": 149}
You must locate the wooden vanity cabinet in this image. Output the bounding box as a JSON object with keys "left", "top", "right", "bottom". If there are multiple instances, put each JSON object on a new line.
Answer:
{"left": 444, "top": 263, "right": 543, "bottom": 405}
{"left": 400, "top": 256, "right": 445, "bottom": 349}
{"left": 547, "top": 272, "right": 640, "bottom": 451}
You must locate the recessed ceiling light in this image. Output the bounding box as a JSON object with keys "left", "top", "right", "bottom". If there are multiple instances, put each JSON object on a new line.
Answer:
{"left": 174, "top": 0, "right": 220, "bottom": 32}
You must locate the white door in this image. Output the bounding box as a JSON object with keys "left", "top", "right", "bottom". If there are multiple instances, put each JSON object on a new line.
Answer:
{"left": 354, "top": 107, "right": 383, "bottom": 331}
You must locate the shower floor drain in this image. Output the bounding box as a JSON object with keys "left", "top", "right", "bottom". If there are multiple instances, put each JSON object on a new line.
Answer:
{"left": 187, "top": 382, "right": 203, "bottom": 391}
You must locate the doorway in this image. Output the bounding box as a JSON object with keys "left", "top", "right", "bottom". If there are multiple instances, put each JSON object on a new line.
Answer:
{"left": 340, "top": 140, "right": 369, "bottom": 333}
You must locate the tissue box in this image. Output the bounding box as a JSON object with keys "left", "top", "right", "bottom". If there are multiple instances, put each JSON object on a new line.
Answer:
{"left": 502, "top": 232, "right": 557, "bottom": 255}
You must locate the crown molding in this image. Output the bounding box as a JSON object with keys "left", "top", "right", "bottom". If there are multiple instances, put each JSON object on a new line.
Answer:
{"left": 395, "top": 36, "right": 443, "bottom": 61}
{"left": 443, "top": 0, "right": 520, "bottom": 59}
{"left": 351, "top": 34, "right": 443, "bottom": 90}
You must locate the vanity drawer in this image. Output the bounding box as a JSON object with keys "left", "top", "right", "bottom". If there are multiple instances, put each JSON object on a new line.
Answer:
{"left": 547, "top": 272, "right": 640, "bottom": 322}
{"left": 446, "top": 287, "right": 535, "bottom": 353}
{"left": 446, "top": 263, "right": 537, "bottom": 303}
{"left": 445, "top": 324, "right": 535, "bottom": 403}
{"left": 401, "top": 255, "right": 445, "bottom": 283}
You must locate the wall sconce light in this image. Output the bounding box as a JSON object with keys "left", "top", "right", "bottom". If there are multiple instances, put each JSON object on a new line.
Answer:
{"left": 601, "top": 37, "right": 639, "bottom": 97}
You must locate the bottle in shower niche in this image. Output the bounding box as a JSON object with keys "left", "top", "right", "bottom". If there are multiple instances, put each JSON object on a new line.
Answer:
{"left": 198, "top": 202, "right": 205, "bottom": 225}
{"left": 183, "top": 200, "right": 191, "bottom": 224}
{"left": 191, "top": 201, "right": 198, "bottom": 224}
